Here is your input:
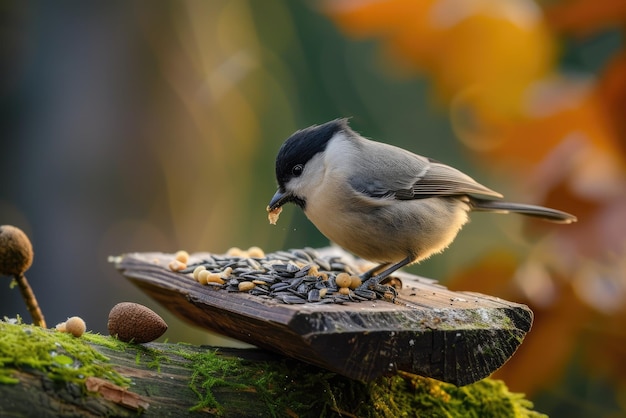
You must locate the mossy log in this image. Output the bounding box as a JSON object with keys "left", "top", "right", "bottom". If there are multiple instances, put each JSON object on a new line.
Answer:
{"left": 0, "top": 321, "right": 545, "bottom": 417}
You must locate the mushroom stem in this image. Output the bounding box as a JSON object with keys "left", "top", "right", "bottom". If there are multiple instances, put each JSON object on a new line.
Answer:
{"left": 14, "top": 273, "right": 46, "bottom": 328}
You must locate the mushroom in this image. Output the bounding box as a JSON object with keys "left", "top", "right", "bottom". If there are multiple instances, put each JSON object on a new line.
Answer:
{"left": 0, "top": 225, "right": 46, "bottom": 327}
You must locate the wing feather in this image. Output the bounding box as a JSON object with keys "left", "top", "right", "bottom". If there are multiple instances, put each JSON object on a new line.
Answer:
{"left": 347, "top": 141, "right": 502, "bottom": 201}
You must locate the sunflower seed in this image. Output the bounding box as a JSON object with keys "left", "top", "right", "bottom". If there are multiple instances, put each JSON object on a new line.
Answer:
{"left": 173, "top": 248, "right": 396, "bottom": 304}
{"left": 290, "top": 249, "right": 312, "bottom": 263}
{"left": 313, "top": 258, "right": 331, "bottom": 271}
{"left": 280, "top": 295, "right": 307, "bottom": 304}
{"left": 307, "top": 288, "right": 321, "bottom": 302}
{"left": 354, "top": 289, "right": 377, "bottom": 300}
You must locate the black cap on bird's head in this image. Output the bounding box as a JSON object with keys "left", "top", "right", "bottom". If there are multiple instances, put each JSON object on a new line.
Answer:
{"left": 268, "top": 118, "right": 349, "bottom": 211}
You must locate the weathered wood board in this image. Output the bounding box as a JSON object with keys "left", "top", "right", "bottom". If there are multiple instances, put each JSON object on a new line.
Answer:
{"left": 113, "top": 250, "right": 532, "bottom": 386}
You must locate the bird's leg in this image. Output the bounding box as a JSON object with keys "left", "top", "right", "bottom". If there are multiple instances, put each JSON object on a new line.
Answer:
{"left": 359, "top": 262, "right": 390, "bottom": 281}
{"left": 357, "top": 256, "right": 413, "bottom": 299}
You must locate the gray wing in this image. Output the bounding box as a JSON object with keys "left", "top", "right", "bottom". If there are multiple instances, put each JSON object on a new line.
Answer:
{"left": 348, "top": 142, "right": 502, "bottom": 200}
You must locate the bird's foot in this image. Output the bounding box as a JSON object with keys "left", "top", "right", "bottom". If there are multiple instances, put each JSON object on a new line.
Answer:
{"left": 373, "top": 283, "right": 397, "bottom": 302}
{"left": 358, "top": 277, "right": 398, "bottom": 302}
{"left": 357, "top": 256, "right": 410, "bottom": 302}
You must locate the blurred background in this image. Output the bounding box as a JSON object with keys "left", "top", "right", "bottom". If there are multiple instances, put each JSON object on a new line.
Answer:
{"left": 1, "top": 0, "right": 624, "bottom": 416}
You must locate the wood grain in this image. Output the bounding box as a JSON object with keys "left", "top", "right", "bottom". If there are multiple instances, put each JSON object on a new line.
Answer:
{"left": 113, "top": 250, "right": 532, "bottom": 386}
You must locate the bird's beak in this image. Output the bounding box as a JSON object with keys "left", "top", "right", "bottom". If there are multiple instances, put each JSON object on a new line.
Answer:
{"left": 268, "top": 189, "right": 290, "bottom": 211}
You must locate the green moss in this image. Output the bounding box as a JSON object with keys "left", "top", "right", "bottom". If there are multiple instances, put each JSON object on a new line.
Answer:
{"left": 368, "top": 372, "right": 547, "bottom": 418}
{"left": 172, "top": 348, "right": 251, "bottom": 414}
{"left": 0, "top": 320, "right": 545, "bottom": 417}
{"left": 0, "top": 320, "right": 129, "bottom": 387}
{"left": 140, "top": 345, "right": 169, "bottom": 373}
{"left": 82, "top": 331, "right": 129, "bottom": 352}
{"left": 0, "top": 373, "right": 19, "bottom": 384}
{"left": 172, "top": 347, "right": 546, "bottom": 418}
{"left": 84, "top": 331, "right": 169, "bottom": 373}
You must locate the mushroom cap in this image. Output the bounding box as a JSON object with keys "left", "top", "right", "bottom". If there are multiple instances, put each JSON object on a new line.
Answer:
{"left": 0, "top": 225, "right": 34, "bottom": 276}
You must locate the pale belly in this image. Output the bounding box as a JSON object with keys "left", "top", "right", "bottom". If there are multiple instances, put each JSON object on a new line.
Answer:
{"left": 304, "top": 197, "right": 470, "bottom": 264}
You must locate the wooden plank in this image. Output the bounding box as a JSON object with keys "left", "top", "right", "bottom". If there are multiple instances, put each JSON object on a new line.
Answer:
{"left": 112, "top": 250, "right": 532, "bottom": 386}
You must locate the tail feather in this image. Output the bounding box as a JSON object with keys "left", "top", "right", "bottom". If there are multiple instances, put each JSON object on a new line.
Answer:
{"left": 470, "top": 199, "right": 577, "bottom": 224}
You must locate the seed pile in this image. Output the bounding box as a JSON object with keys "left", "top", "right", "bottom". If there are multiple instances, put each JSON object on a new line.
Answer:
{"left": 174, "top": 247, "right": 394, "bottom": 304}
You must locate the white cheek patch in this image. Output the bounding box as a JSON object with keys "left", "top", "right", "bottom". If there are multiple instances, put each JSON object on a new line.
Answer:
{"left": 289, "top": 153, "right": 327, "bottom": 197}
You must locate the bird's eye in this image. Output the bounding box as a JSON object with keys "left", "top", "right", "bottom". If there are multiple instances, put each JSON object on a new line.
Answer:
{"left": 292, "top": 164, "right": 303, "bottom": 177}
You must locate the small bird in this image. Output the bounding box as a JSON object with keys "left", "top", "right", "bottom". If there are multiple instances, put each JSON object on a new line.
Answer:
{"left": 267, "top": 119, "right": 576, "bottom": 294}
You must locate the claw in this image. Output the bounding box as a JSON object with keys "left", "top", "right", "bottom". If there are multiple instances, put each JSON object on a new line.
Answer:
{"left": 357, "top": 255, "right": 412, "bottom": 299}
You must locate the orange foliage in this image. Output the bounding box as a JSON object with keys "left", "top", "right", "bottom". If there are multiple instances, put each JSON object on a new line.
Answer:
{"left": 324, "top": 0, "right": 555, "bottom": 116}
{"left": 599, "top": 51, "right": 626, "bottom": 156}
{"left": 449, "top": 259, "right": 597, "bottom": 393}
{"left": 545, "top": 0, "right": 626, "bottom": 36}
{"left": 323, "top": 0, "right": 626, "bottom": 401}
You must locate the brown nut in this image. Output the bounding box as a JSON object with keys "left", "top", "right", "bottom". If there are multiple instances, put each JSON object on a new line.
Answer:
{"left": 168, "top": 259, "right": 187, "bottom": 272}
{"left": 205, "top": 272, "right": 225, "bottom": 284}
{"left": 174, "top": 250, "right": 189, "bottom": 264}
{"left": 247, "top": 246, "right": 265, "bottom": 258}
{"left": 192, "top": 265, "right": 207, "bottom": 281}
{"left": 238, "top": 281, "right": 255, "bottom": 292}
{"left": 226, "top": 247, "right": 244, "bottom": 257}
{"left": 108, "top": 302, "right": 168, "bottom": 343}
{"left": 267, "top": 206, "right": 282, "bottom": 225}
{"left": 196, "top": 269, "right": 211, "bottom": 285}
{"left": 308, "top": 265, "right": 319, "bottom": 277}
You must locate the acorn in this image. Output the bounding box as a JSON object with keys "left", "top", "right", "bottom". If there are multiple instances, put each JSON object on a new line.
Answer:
{"left": 108, "top": 302, "right": 168, "bottom": 343}
{"left": 0, "top": 225, "right": 46, "bottom": 327}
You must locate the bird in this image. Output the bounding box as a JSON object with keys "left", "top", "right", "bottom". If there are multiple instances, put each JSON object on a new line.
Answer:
{"left": 267, "top": 118, "right": 576, "bottom": 294}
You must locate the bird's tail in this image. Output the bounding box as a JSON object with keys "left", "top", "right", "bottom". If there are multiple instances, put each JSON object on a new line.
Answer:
{"left": 470, "top": 198, "right": 577, "bottom": 224}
